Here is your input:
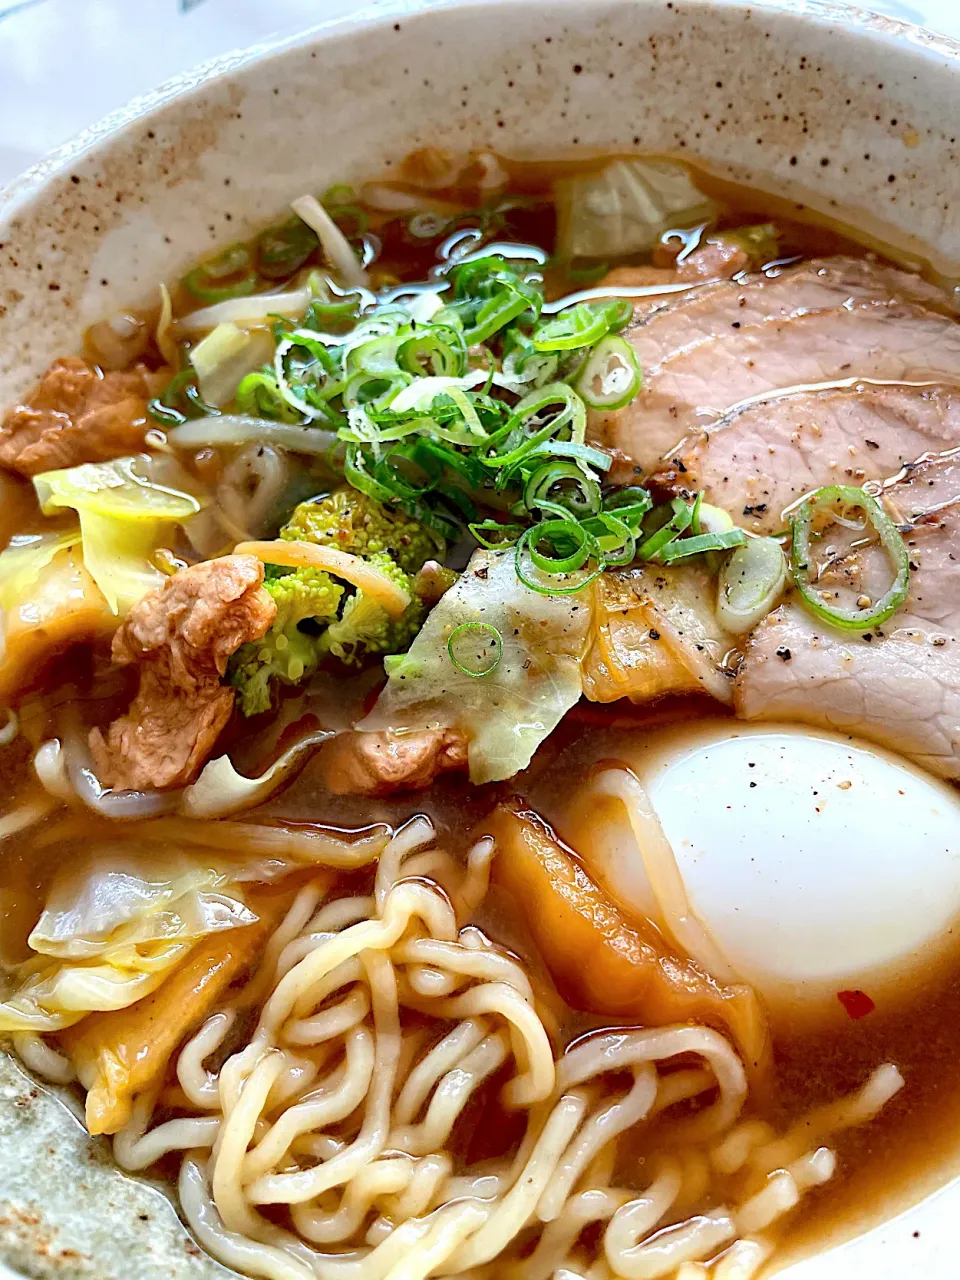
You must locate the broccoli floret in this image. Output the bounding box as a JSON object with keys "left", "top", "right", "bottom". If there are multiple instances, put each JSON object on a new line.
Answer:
{"left": 228, "top": 567, "right": 343, "bottom": 716}
{"left": 229, "top": 625, "right": 325, "bottom": 717}
{"left": 281, "top": 488, "right": 440, "bottom": 574}
{"left": 263, "top": 566, "right": 343, "bottom": 630}
{"left": 322, "top": 551, "right": 425, "bottom": 666}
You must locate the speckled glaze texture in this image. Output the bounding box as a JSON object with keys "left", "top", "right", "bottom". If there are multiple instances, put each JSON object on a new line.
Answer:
{"left": 2, "top": 1, "right": 960, "bottom": 1277}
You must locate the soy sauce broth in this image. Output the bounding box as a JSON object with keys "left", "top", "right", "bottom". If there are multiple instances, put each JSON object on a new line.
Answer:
{"left": 4, "top": 149, "right": 960, "bottom": 1277}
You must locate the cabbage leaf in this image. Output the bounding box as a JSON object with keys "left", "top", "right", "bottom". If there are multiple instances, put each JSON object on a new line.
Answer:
{"left": 0, "top": 528, "right": 82, "bottom": 615}
{"left": 33, "top": 456, "right": 201, "bottom": 614}
{"left": 555, "top": 158, "right": 717, "bottom": 261}
{"left": 189, "top": 320, "right": 274, "bottom": 407}
{"left": 0, "top": 848, "right": 256, "bottom": 1033}
{"left": 359, "top": 548, "right": 592, "bottom": 783}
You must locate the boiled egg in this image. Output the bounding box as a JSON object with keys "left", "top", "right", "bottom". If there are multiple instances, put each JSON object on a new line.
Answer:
{"left": 564, "top": 720, "right": 960, "bottom": 1026}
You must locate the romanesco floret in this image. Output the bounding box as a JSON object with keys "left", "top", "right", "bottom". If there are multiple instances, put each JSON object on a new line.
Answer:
{"left": 322, "top": 551, "right": 425, "bottom": 666}
{"left": 228, "top": 568, "right": 343, "bottom": 716}
{"left": 280, "top": 489, "right": 440, "bottom": 575}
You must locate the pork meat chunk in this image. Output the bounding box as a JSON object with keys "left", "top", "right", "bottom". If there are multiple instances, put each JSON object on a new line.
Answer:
{"left": 667, "top": 384, "right": 960, "bottom": 535}
{"left": 0, "top": 356, "right": 163, "bottom": 476}
{"left": 323, "top": 727, "right": 469, "bottom": 795}
{"left": 89, "top": 556, "right": 276, "bottom": 790}
{"left": 592, "top": 258, "right": 960, "bottom": 476}
{"left": 736, "top": 457, "right": 960, "bottom": 778}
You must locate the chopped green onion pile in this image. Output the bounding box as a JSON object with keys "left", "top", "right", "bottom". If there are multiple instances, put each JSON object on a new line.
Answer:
{"left": 159, "top": 198, "right": 756, "bottom": 596}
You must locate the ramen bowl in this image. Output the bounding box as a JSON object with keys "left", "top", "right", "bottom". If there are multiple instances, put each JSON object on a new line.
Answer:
{"left": 1, "top": 1, "right": 960, "bottom": 1277}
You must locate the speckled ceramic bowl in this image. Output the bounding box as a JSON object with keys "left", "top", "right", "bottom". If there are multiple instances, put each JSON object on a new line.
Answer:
{"left": 1, "top": 1, "right": 960, "bottom": 1276}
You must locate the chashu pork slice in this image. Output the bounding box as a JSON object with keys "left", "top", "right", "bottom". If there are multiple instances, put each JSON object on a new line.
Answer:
{"left": 618, "top": 256, "right": 955, "bottom": 382}
{"left": 735, "top": 455, "right": 960, "bottom": 779}
{"left": 664, "top": 383, "right": 960, "bottom": 536}
{"left": 592, "top": 259, "right": 960, "bottom": 476}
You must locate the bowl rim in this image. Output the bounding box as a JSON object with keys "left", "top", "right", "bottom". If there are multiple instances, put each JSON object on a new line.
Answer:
{"left": 3, "top": 0, "right": 960, "bottom": 223}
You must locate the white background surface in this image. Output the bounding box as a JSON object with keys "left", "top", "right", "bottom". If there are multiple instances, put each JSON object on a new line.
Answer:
{"left": 0, "top": 0, "right": 957, "bottom": 189}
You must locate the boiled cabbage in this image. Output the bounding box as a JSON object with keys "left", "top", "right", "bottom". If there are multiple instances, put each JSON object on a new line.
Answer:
{"left": 189, "top": 320, "right": 274, "bottom": 407}
{"left": 0, "top": 848, "right": 255, "bottom": 1033}
{"left": 0, "top": 529, "right": 82, "bottom": 615}
{"left": 360, "top": 548, "right": 593, "bottom": 783}
{"left": 33, "top": 456, "right": 201, "bottom": 614}
{"left": 555, "top": 158, "right": 717, "bottom": 261}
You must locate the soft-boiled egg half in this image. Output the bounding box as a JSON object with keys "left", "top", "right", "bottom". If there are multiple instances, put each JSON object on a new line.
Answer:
{"left": 563, "top": 720, "right": 960, "bottom": 1027}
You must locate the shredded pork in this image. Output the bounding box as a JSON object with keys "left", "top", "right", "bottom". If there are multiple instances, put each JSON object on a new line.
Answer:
{"left": 89, "top": 556, "right": 276, "bottom": 790}
{"left": 0, "top": 356, "right": 164, "bottom": 476}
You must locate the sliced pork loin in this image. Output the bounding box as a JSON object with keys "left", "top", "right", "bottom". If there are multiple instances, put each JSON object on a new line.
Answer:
{"left": 666, "top": 383, "right": 960, "bottom": 536}
{"left": 592, "top": 257, "right": 960, "bottom": 476}
{"left": 736, "top": 456, "right": 960, "bottom": 779}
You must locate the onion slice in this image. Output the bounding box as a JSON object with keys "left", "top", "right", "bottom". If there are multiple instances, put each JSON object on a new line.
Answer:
{"left": 168, "top": 417, "right": 337, "bottom": 455}
{"left": 177, "top": 285, "right": 313, "bottom": 335}
{"left": 156, "top": 282, "right": 178, "bottom": 366}
{"left": 236, "top": 539, "right": 411, "bottom": 618}
{"left": 182, "top": 728, "right": 333, "bottom": 818}
{"left": 291, "top": 194, "right": 369, "bottom": 290}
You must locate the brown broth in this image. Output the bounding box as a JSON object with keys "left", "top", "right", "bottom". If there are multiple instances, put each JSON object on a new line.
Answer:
{"left": 5, "top": 151, "right": 960, "bottom": 1274}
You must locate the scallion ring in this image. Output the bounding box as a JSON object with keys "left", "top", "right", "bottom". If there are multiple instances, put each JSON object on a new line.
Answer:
{"left": 586, "top": 511, "right": 637, "bottom": 566}
{"left": 523, "top": 460, "right": 602, "bottom": 520}
{"left": 469, "top": 519, "right": 525, "bottom": 548}
{"left": 790, "top": 485, "right": 910, "bottom": 631}
{"left": 183, "top": 245, "right": 258, "bottom": 303}
{"left": 515, "top": 520, "right": 604, "bottom": 595}
{"left": 447, "top": 623, "right": 503, "bottom": 677}
{"left": 636, "top": 498, "right": 694, "bottom": 561}
{"left": 717, "top": 536, "right": 787, "bottom": 633}
{"left": 602, "top": 485, "right": 653, "bottom": 528}
{"left": 574, "top": 335, "right": 642, "bottom": 410}
{"left": 532, "top": 302, "right": 609, "bottom": 352}
{"left": 658, "top": 527, "right": 747, "bottom": 562}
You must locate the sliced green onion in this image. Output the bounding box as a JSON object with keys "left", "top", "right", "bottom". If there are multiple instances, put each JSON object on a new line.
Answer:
{"left": 515, "top": 521, "right": 604, "bottom": 595}
{"left": 409, "top": 211, "right": 452, "bottom": 240}
{"left": 183, "top": 245, "right": 259, "bottom": 303}
{"left": 513, "top": 440, "right": 613, "bottom": 474}
{"left": 500, "top": 335, "right": 559, "bottom": 390}
{"left": 658, "top": 527, "right": 747, "bottom": 562}
{"left": 717, "top": 536, "right": 787, "bottom": 633}
{"left": 343, "top": 369, "right": 411, "bottom": 409}
{"left": 398, "top": 330, "right": 466, "bottom": 378}
{"left": 573, "top": 334, "right": 642, "bottom": 410}
{"left": 636, "top": 498, "right": 694, "bottom": 561}
{"left": 695, "top": 501, "right": 735, "bottom": 536}
{"left": 790, "top": 485, "right": 910, "bottom": 631}
{"left": 322, "top": 183, "right": 357, "bottom": 207}
{"left": 587, "top": 511, "right": 636, "bottom": 566}
{"left": 274, "top": 331, "right": 343, "bottom": 420}
{"left": 523, "top": 460, "right": 601, "bottom": 519}
{"left": 257, "top": 217, "right": 318, "bottom": 279}
{"left": 462, "top": 287, "right": 534, "bottom": 345}
{"left": 532, "top": 302, "right": 609, "bottom": 352}
{"left": 602, "top": 485, "right": 653, "bottom": 528}
{"left": 483, "top": 384, "right": 587, "bottom": 470}
{"left": 448, "top": 622, "right": 503, "bottom": 677}
{"left": 469, "top": 519, "right": 525, "bottom": 548}
{"left": 595, "top": 297, "right": 634, "bottom": 333}
{"left": 235, "top": 370, "right": 306, "bottom": 423}
{"left": 346, "top": 334, "right": 405, "bottom": 375}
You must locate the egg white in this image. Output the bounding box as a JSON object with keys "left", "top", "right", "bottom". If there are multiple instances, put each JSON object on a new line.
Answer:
{"left": 564, "top": 720, "right": 960, "bottom": 1026}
